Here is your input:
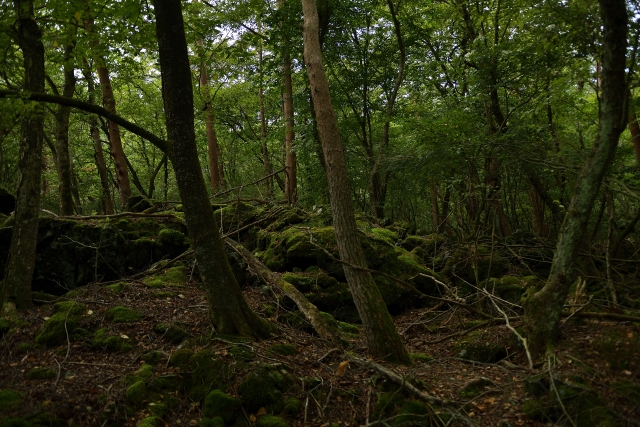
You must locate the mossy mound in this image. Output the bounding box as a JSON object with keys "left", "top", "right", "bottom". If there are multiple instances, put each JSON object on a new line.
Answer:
{"left": 485, "top": 276, "right": 539, "bottom": 304}
{"left": 136, "top": 416, "right": 160, "bottom": 427}
{"left": 167, "top": 350, "right": 229, "bottom": 402}
{"left": 105, "top": 306, "right": 143, "bottom": 323}
{"left": 202, "top": 390, "right": 241, "bottom": 423}
{"left": 25, "top": 368, "right": 56, "bottom": 380}
{"left": 256, "top": 415, "right": 290, "bottom": 427}
{"left": 282, "top": 397, "right": 302, "bottom": 416}
{"left": 409, "top": 353, "right": 434, "bottom": 364}
{"left": 452, "top": 330, "right": 507, "bottom": 363}
{"left": 35, "top": 301, "right": 88, "bottom": 346}
{"left": 16, "top": 343, "right": 35, "bottom": 353}
{"left": 126, "top": 380, "right": 149, "bottom": 406}
{"left": 105, "top": 282, "right": 130, "bottom": 294}
{"left": 213, "top": 201, "right": 262, "bottom": 235}
{"left": 0, "top": 389, "right": 23, "bottom": 412}
{"left": 31, "top": 292, "right": 57, "bottom": 305}
{"left": 92, "top": 328, "right": 134, "bottom": 352}
{"left": 144, "top": 265, "right": 188, "bottom": 288}
{"left": 153, "top": 322, "right": 190, "bottom": 344}
{"left": 442, "top": 245, "right": 510, "bottom": 288}
{"left": 0, "top": 412, "right": 61, "bottom": 427}
{"left": 267, "top": 343, "right": 297, "bottom": 356}
{"left": 238, "top": 365, "right": 294, "bottom": 413}
{"left": 154, "top": 228, "right": 189, "bottom": 259}
{"left": 199, "top": 417, "right": 225, "bottom": 427}
{"left": 141, "top": 350, "right": 164, "bottom": 365}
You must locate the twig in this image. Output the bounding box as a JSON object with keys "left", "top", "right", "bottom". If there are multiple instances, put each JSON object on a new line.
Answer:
{"left": 424, "top": 319, "right": 495, "bottom": 345}
{"left": 317, "top": 348, "right": 340, "bottom": 363}
{"left": 560, "top": 295, "right": 593, "bottom": 326}
{"left": 548, "top": 356, "right": 577, "bottom": 427}
{"left": 483, "top": 289, "right": 533, "bottom": 370}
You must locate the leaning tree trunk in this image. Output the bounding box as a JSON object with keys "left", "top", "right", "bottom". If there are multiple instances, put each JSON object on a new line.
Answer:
{"left": 523, "top": 0, "right": 628, "bottom": 357}
{"left": 1, "top": 0, "right": 45, "bottom": 309}
{"left": 153, "top": 0, "right": 272, "bottom": 339}
{"left": 54, "top": 43, "right": 77, "bottom": 215}
{"left": 302, "top": 0, "right": 410, "bottom": 364}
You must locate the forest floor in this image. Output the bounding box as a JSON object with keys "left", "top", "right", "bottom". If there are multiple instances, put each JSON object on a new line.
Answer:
{"left": 1, "top": 266, "right": 639, "bottom": 427}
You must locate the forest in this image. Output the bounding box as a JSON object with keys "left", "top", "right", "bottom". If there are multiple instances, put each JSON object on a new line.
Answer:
{"left": 0, "top": 0, "right": 639, "bottom": 426}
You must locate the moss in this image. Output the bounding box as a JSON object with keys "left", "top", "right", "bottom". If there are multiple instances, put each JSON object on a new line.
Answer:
{"left": 25, "top": 368, "right": 56, "bottom": 380}
{"left": 213, "top": 201, "right": 260, "bottom": 233}
{"left": 199, "top": 417, "right": 224, "bottom": 427}
{"left": 521, "top": 399, "right": 544, "bottom": 420}
{"left": 338, "top": 321, "right": 360, "bottom": 335}
{"left": 238, "top": 366, "right": 292, "bottom": 413}
{"left": 92, "top": 328, "right": 133, "bottom": 352}
{"left": 229, "top": 345, "right": 255, "bottom": 361}
{"left": 16, "top": 343, "right": 35, "bottom": 353}
{"left": 452, "top": 330, "right": 507, "bottom": 363}
{"left": 144, "top": 265, "right": 188, "bottom": 288}
{"left": 31, "top": 292, "right": 57, "bottom": 305}
{"left": 182, "top": 350, "right": 228, "bottom": 402}
{"left": 0, "top": 389, "right": 23, "bottom": 412}
{"left": 35, "top": 301, "right": 87, "bottom": 346}
{"left": 154, "top": 322, "right": 190, "bottom": 344}
{"left": 147, "top": 402, "right": 170, "bottom": 417}
{"left": 126, "top": 380, "right": 148, "bottom": 405}
{"left": 0, "top": 412, "right": 61, "bottom": 427}
{"left": 141, "top": 351, "right": 163, "bottom": 365}
{"left": 105, "top": 306, "right": 143, "bottom": 323}
{"left": 202, "top": 390, "right": 241, "bottom": 423}
{"left": 105, "top": 282, "right": 129, "bottom": 294}
{"left": 593, "top": 330, "right": 640, "bottom": 371}
{"left": 267, "top": 343, "right": 297, "bottom": 356}
{"left": 135, "top": 364, "right": 154, "bottom": 380}
{"left": 155, "top": 228, "right": 189, "bottom": 259}
{"left": 282, "top": 397, "right": 302, "bottom": 416}
{"left": 391, "top": 400, "right": 428, "bottom": 426}
{"left": 168, "top": 348, "right": 194, "bottom": 370}
{"left": 136, "top": 416, "right": 160, "bottom": 427}
{"left": 0, "top": 318, "right": 12, "bottom": 336}
{"left": 256, "top": 415, "right": 290, "bottom": 427}
{"left": 409, "top": 353, "right": 434, "bottom": 364}
{"left": 373, "top": 392, "right": 406, "bottom": 419}
{"left": 485, "top": 276, "right": 538, "bottom": 304}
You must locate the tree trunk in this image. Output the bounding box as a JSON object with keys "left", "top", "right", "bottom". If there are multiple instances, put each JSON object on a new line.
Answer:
{"left": 198, "top": 39, "right": 223, "bottom": 193}
{"left": 258, "top": 28, "right": 272, "bottom": 198}
{"left": 523, "top": 0, "right": 628, "bottom": 357}
{"left": 428, "top": 179, "right": 440, "bottom": 233}
{"left": 153, "top": 0, "right": 272, "bottom": 339}
{"left": 283, "top": 49, "right": 297, "bottom": 204}
{"left": 54, "top": 43, "right": 77, "bottom": 215}
{"left": 302, "top": 0, "right": 410, "bottom": 364}
{"left": 83, "top": 62, "right": 114, "bottom": 214}
{"left": 627, "top": 90, "right": 640, "bottom": 167}
{"left": 83, "top": 10, "right": 131, "bottom": 207}
{"left": 1, "top": 0, "right": 45, "bottom": 309}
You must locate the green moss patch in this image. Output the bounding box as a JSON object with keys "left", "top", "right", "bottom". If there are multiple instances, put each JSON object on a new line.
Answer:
{"left": 126, "top": 380, "right": 148, "bottom": 406}
{"left": 141, "top": 350, "right": 164, "bottom": 365}
{"left": 143, "top": 266, "right": 188, "bottom": 288}
{"left": 452, "top": 330, "right": 507, "bottom": 363}
{"left": 256, "top": 415, "right": 290, "bottom": 427}
{"left": 409, "top": 353, "right": 434, "bottom": 364}
{"left": 202, "top": 390, "right": 241, "bottom": 423}
{"left": 199, "top": 417, "right": 224, "bottom": 427}
{"left": 238, "top": 365, "right": 293, "bottom": 413}
{"left": 267, "top": 343, "right": 297, "bottom": 356}
{"left": 105, "top": 282, "right": 130, "bottom": 294}
{"left": 92, "top": 328, "right": 134, "bottom": 352}
{"left": 25, "top": 368, "right": 56, "bottom": 380}
{"left": 35, "top": 301, "right": 88, "bottom": 346}
{"left": 136, "top": 416, "right": 160, "bottom": 427}
{"left": 0, "top": 389, "right": 23, "bottom": 412}
{"left": 105, "top": 306, "right": 143, "bottom": 323}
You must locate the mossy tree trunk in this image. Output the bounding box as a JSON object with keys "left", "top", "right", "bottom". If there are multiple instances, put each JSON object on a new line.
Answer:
{"left": 1, "top": 0, "right": 45, "bottom": 309}
{"left": 301, "top": 0, "right": 410, "bottom": 364}
{"left": 153, "top": 0, "right": 273, "bottom": 339}
{"left": 52, "top": 43, "right": 77, "bottom": 215}
{"left": 523, "top": 0, "right": 628, "bottom": 357}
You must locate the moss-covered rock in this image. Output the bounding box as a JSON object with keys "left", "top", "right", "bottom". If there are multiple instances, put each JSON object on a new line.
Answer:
{"left": 144, "top": 266, "right": 188, "bottom": 288}
{"left": 25, "top": 368, "right": 56, "bottom": 380}
{"left": 126, "top": 380, "right": 148, "bottom": 405}
{"left": 0, "top": 412, "right": 61, "bottom": 427}
{"left": 267, "top": 343, "right": 297, "bottom": 357}
{"left": 153, "top": 322, "right": 190, "bottom": 344}
{"left": 391, "top": 400, "right": 429, "bottom": 426}
{"left": 0, "top": 389, "right": 23, "bottom": 412}
{"left": 105, "top": 282, "right": 130, "bottom": 294}
{"left": 202, "top": 390, "right": 241, "bottom": 423}
{"left": 135, "top": 364, "right": 154, "bottom": 380}
{"left": 256, "top": 415, "right": 290, "bottom": 427}
{"left": 409, "top": 353, "right": 434, "bottom": 364}
{"left": 141, "top": 350, "right": 164, "bottom": 365}
{"left": 155, "top": 228, "right": 189, "bottom": 259}
{"left": 35, "top": 301, "right": 87, "bottom": 346}
{"left": 92, "top": 328, "right": 134, "bottom": 352}
{"left": 168, "top": 350, "right": 228, "bottom": 402}
{"left": 105, "top": 306, "right": 143, "bottom": 323}
{"left": 485, "top": 276, "right": 539, "bottom": 304}
{"left": 136, "top": 416, "right": 160, "bottom": 427}
{"left": 168, "top": 348, "right": 194, "bottom": 370}
{"left": 238, "top": 365, "right": 293, "bottom": 413}
{"left": 452, "top": 330, "right": 507, "bottom": 363}
{"left": 31, "top": 292, "right": 58, "bottom": 305}
{"left": 16, "top": 343, "right": 35, "bottom": 353}
{"left": 282, "top": 397, "right": 302, "bottom": 416}
{"left": 213, "top": 202, "right": 261, "bottom": 235}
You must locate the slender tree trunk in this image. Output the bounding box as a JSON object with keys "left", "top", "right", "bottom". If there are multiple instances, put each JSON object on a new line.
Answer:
{"left": 83, "top": 11, "right": 131, "bottom": 207}
{"left": 83, "top": 62, "right": 114, "bottom": 214}
{"left": 1, "top": 0, "right": 45, "bottom": 309}
{"left": 53, "top": 43, "right": 77, "bottom": 215}
{"left": 153, "top": 0, "right": 272, "bottom": 338}
{"left": 258, "top": 26, "right": 272, "bottom": 198}
{"left": 523, "top": 0, "right": 628, "bottom": 356}
{"left": 627, "top": 90, "right": 640, "bottom": 166}
{"left": 302, "top": 0, "right": 410, "bottom": 364}
{"left": 198, "top": 39, "right": 223, "bottom": 193}
{"left": 428, "top": 179, "right": 440, "bottom": 233}
{"left": 283, "top": 49, "right": 297, "bottom": 204}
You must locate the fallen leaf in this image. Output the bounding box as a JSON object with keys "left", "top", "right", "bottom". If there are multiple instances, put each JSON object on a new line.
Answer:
{"left": 337, "top": 361, "right": 349, "bottom": 376}
{"left": 87, "top": 310, "right": 93, "bottom": 315}
{"left": 623, "top": 370, "right": 632, "bottom": 375}
{"left": 628, "top": 331, "right": 634, "bottom": 338}
{"left": 249, "top": 415, "right": 256, "bottom": 422}
{"left": 257, "top": 407, "right": 267, "bottom": 415}
{"left": 120, "top": 335, "right": 129, "bottom": 339}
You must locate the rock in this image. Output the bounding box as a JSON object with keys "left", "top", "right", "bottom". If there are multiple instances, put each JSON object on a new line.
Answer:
{"left": 105, "top": 306, "right": 143, "bottom": 323}
{"left": 154, "top": 228, "right": 189, "bottom": 259}
{"left": 35, "top": 301, "right": 88, "bottom": 346}
{"left": 202, "top": 390, "right": 241, "bottom": 423}
{"left": 153, "top": 322, "right": 190, "bottom": 344}
{"left": 256, "top": 415, "right": 290, "bottom": 427}
{"left": 141, "top": 350, "right": 164, "bottom": 365}
{"left": 144, "top": 266, "right": 188, "bottom": 288}
{"left": 238, "top": 365, "right": 293, "bottom": 413}
{"left": 126, "top": 380, "right": 148, "bottom": 405}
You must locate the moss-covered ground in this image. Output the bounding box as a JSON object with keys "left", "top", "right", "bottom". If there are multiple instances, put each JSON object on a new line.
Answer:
{"left": 0, "top": 205, "right": 638, "bottom": 427}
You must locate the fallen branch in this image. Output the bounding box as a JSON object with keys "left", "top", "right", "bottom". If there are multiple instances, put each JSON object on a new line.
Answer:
{"left": 224, "top": 237, "right": 342, "bottom": 347}
{"left": 43, "top": 210, "right": 177, "bottom": 220}
{"left": 211, "top": 167, "right": 287, "bottom": 199}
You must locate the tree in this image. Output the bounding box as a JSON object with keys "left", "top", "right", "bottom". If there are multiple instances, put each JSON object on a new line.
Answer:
{"left": 523, "top": 0, "right": 628, "bottom": 356}
{"left": 302, "top": 0, "right": 410, "bottom": 364}
{"left": 153, "top": 0, "right": 273, "bottom": 338}
{"left": 1, "top": 0, "right": 45, "bottom": 309}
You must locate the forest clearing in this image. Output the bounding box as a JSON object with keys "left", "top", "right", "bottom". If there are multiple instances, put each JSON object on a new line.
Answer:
{"left": 1, "top": 0, "right": 640, "bottom": 425}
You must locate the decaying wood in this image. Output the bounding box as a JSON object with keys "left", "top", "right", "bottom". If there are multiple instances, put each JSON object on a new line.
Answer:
{"left": 224, "top": 237, "right": 343, "bottom": 347}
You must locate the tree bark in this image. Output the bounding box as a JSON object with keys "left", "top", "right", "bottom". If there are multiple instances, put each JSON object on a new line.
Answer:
{"left": 258, "top": 32, "right": 273, "bottom": 198}
{"left": 523, "top": 0, "right": 628, "bottom": 356}
{"left": 153, "top": 0, "right": 272, "bottom": 338}
{"left": 53, "top": 43, "right": 77, "bottom": 215}
{"left": 83, "top": 63, "right": 114, "bottom": 215}
{"left": 198, "top": 39, "right": 223, "bottom": 192}
{"left": 627, "top": 90, "right": 640, "bottom": 166}
{"left": 83, "top": 10, "right": 131, "bottom": 207}
{"left": 1, "top": 0, "right": 45, "bottom": 309}
{"left": 283, "top": 47, "right": 297, "bottom": 204}
{"left": 302, "top": 0, "right": 410, "bottom": 364}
